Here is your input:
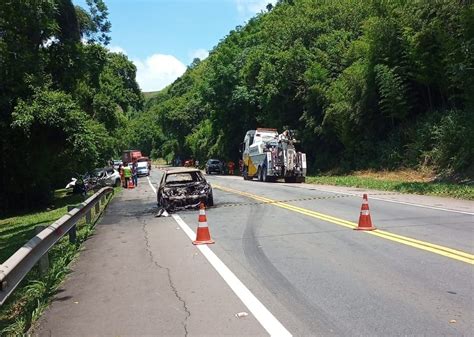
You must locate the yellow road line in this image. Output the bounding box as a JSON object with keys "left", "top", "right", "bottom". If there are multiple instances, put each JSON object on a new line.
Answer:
{"left": 214, "top": 184, "right": 474, "bottom": 265}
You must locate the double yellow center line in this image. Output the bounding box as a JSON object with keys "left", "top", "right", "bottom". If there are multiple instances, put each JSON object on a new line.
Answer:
{"left": 214, "top": 184, "right": 474, "bottom": 265}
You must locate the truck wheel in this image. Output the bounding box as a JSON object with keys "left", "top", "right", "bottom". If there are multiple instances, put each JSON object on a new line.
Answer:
{"left": 284, "top": 177, "right": 296, "bottom": 183}
{"left": 262, "top": 166, "right": 269, "bottom": 182}
{"left": 257, "top": 166, "right": 263, "bottom": 182}
{"left": 243, "top": 166, "right": 251, "bottom": 180}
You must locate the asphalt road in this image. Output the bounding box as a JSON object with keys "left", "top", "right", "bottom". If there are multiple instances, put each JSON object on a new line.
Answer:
{"left": 34, "top": 168, "right": 474, "bottom": 336}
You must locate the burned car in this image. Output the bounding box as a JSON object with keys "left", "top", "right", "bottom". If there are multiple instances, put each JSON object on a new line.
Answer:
{"left": 157, "top": 168, "right": 214, "bottom": 212}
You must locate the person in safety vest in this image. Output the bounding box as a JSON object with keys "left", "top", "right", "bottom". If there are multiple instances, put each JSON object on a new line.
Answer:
{"left": 123, "top": 165, "right": 132, "bottom": 188}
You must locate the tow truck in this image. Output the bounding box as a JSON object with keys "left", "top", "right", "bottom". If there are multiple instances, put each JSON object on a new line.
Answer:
{"left": 241, "top": 128, "right": 306, "bottom": 182}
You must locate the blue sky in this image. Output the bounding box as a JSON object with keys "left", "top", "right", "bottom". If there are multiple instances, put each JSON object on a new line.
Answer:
{"left": 73, "top": 0, "right": 276, "bottom": 91}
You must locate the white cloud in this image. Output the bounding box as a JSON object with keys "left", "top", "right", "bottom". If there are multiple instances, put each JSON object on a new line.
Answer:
{"left": 107, "top": 45, "right": 127, "bottom": 55}
{"left": 133, "top": 54, "right": 187, "bottom": 92}
{"left": 190, "top": 48, "right": 209, "bottom": 62}
{"left": 235, "top": 0, "right": 277, "bottom": 17}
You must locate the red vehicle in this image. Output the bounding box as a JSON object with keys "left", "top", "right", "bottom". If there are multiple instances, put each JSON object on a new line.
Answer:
{"left": 184, "top": 159, "right": 194, "bottom": 167}
{"left": 122, "top": 150, "right": 142, "bottom": 165}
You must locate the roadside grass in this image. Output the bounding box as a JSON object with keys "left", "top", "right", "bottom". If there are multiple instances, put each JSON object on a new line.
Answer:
{"left": 152, "top": 158, "right": 169, "bottom": 167}
{"left": 0, "top": 188, "right": 118, "bottom": 334}
{"left": 306, "top": 170, "right": 474, "bottom": 200}
{"left": 0, "top": 190, "right": 87, "bottom": 264}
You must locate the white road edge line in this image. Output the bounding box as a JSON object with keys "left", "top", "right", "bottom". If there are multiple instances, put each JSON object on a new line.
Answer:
{"left": 147, "top": 176, "right": 157, "bottom": 194}
{"left": 279, "top": 183, "right": 474, "bottom": 216}
{"left": 147, "top": 177, "right": 292, "bottom": 337}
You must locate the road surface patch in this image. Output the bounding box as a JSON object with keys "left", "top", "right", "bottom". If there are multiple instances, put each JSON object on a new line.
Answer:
{"left": 147, "top": 177, "right": 292, "bottom": 337}
{"left": 214, "top": 185, "right": 474, "bottom": 265}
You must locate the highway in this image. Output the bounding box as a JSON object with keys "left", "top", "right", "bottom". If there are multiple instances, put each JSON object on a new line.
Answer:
{"left": 35, "top": 168, "right": 474, "bottom": 336}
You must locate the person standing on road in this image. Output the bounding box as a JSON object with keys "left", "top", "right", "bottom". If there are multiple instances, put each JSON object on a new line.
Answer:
{"left": 227, "top": 161, "right": 235, "bottom": 175}
{"left": 123, "top": 165, "right": 132, "bottom": 188}
{"left": 132, "top": 161, "right": 138, "bottom": 187}
{"left": 118, "top": 164, "right": 125, "bottom": 187}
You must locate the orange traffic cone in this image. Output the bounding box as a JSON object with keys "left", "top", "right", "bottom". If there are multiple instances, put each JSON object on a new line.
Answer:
{"left": 128, "top": 179, "right": 135, "bottom": 189}
{"left": 193, "top": 202, "right": 214, "bottom": 245}
{"left": 355, "top": 194, "right": 376, "bottom": 231}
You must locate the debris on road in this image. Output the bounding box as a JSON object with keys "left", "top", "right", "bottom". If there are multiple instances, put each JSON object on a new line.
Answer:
{"left": 235, "top": 312, "right": 249, "bottom": 318}
{"left": 155, "top": 208, "right": 170, "bottom": 217}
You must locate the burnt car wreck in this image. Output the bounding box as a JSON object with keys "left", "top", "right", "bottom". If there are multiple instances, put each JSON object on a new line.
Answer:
{"left": 157, "top": 168, "right": 214, "bottom": 213}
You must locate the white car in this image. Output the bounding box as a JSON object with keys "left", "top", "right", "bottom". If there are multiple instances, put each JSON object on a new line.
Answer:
{"left": 136, "top": 161, "right": 149, "bottom": 176}
{"left": 66, "top": 167, "right": 121, "bottom": 191}
{"left": 96, "top": 167, "right": 122, "bottom": 186}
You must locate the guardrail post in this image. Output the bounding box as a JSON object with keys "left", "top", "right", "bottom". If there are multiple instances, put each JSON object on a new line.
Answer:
{"left": 95, "top": 202, "right": 100, "bottom": 214}
{"left": 66, "top": 206, "right": 78, "bottom": 244}
{"left": 101, "top": 196, "right": 106, "bottom": 205}
{"left": 35, "top": 226, "right": 49, "bottom": 275}
{"left": 85, "top": 209, "right": 92, "bottom": 224}
{"left": 68, "top": 225, "right": 77, "bottom": 244}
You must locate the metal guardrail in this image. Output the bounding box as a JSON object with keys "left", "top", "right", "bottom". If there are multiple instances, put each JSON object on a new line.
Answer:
{"left": 0, "top": 187, "right": 114, "bottom": 305}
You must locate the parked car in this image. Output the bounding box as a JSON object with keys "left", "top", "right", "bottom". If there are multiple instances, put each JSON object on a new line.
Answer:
{"left": 137, "top": 156, "right": 152, "bottom": 171}
{"left": 66, "top": 167, "right": 121, "bottom": 194}
{"left": 157, "top": 168, "right": 213, "bottom": 212}
{"left": 112, "top": 159, "right": 123, "bottom": 170}
{"left": 91, "top": 167, "right": 122, "bottom": 188}
{"left": 136, "top": 161, "right": 149, "bottom": 176}
{"left": 205, "top": 159, "right": 225, "bottom": 174}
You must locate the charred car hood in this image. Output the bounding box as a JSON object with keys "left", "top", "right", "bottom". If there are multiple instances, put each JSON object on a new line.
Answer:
{"left": 160, "top": 181, "right": 212, "bottom": 211}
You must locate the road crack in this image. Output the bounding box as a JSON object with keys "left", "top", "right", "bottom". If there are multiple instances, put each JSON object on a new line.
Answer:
{"left": 141, "top": 218, "right": 190, "bottom": 337}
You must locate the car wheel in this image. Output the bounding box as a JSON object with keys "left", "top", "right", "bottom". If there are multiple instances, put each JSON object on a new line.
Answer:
{"left": 115, "top": 178, "right": 121, "bottom": 187}
{"left": 207, "top": 193, "right": 214, "bottom": 207}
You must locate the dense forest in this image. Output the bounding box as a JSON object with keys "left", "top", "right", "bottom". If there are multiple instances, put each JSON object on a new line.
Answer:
{"left": 136, "top": 0, "right": 473, "bottom": 178}
{"left": 1, "top": 0, "right": 473, "bottom": 212}
{"left": 0, "top": 0, "right": 143, "bottom": 212}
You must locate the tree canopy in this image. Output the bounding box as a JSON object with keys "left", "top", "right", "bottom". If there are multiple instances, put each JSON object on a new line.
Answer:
{"left": 141, "top": 0, "right": 473, "bottom": 177}
{"left": 0, "top": 0, "right": 143, "bottom": 212}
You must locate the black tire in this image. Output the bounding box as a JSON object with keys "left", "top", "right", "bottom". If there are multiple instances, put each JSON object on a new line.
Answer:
{"left": 284, "top": 177, "right": 297, "bottom": 183}
{"left": 115, "top": 179, "right": 121, "bottom": 187}
{"left": 262, "top": 166, "right": 268, "bottom": 182}
{"left": 257, "top": 166, "right": 262, "bottom": 182}
{"left": 243, "top": 166, "right": 251, "bottom": 180}
{"left": 207, "top": 193, "right": 214, "bottom": 207}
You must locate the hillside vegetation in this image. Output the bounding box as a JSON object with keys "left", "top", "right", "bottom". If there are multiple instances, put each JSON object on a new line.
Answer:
{"left": 136, "top": 0, "right": 473, "bottom": 180}
{"left": 0, "top": 0, "right": 143, "bottom": 213}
